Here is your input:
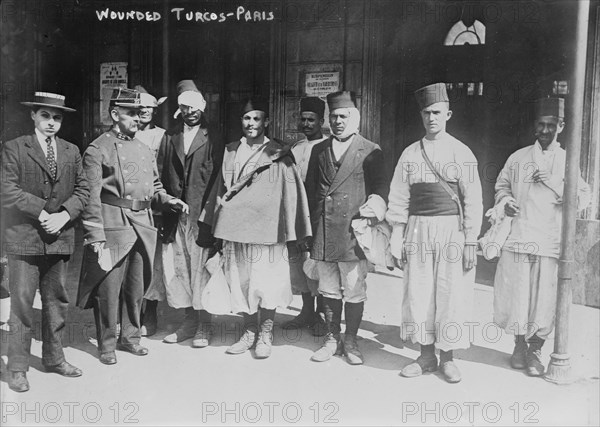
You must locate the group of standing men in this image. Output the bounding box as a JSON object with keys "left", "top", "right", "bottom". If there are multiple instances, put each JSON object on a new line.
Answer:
{"left": 1, "top": 80, "right": 590, "bottom": 393}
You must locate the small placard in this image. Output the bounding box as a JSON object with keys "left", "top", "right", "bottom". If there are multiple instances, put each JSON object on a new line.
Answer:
{"left": 100, "top": 62, "right": 128, "bottom": 125}
{"left": 305, "top": 72, "right": 340, "bottom": 97}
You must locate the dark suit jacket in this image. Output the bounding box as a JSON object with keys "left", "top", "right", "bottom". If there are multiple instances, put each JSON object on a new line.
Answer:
{"left": 156, "top": 123, "right": 224, "bottom": 245}
{"left": 305, "top": 134, "right": 388, "bottom": 262}
{"left": 0, "top": 134, "right": 89, "bottom": 255}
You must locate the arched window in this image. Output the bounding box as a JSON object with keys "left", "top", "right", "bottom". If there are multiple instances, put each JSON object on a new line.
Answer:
{"left": 444, "top": 20, "right": 486, "bottom": 46}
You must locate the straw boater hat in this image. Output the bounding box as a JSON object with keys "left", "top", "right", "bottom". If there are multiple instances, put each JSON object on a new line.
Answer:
{"left": 21, "top": 92, "right": 76, "bottom": 112}
{"left": 134, "top": 85, "right": 167, "bottom": 108}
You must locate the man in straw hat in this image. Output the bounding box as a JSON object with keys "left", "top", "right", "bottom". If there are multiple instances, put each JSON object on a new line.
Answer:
{"left": 201, "top": 97, "right": 311, "bottom": 359}
{"left": 284, "top": 96, "right": 328, "bottom": 336}
{"left": 1, "top": 91, "right": 89, "bottom": 392}
{"left": 134, "top": 85, "right": 167, "bottom": 157}
{"left": 386, "top": 83, "right": 483, "bottom": 383}
{"left": 492, "top": 97, "right": 590, "bottom": 376}
{"left": 145, "top": 79, "right": 223, "bottom": 347}
{"left": 77, "top": 87, "right": 188, "bottom": 365}
{"left": 304, "top": 91, "right": 389, "bottom": 365}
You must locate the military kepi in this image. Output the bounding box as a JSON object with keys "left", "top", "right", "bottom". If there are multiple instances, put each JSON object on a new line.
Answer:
{"left": 326, "top": 91, "right": 356, "bottom": 110}
{"left": 21, "top": 91, "right": 76, "bottom": 112}
{"left": 414, "top": 83, "right": 449, "bottom": 109}
{"left": 241, "top": 97, "right": 269, "bottom": 116}
{"left": 535, "top": 97, "right": 564, "bottom": 119}
{"left": 300, "top": 97, "right": 325, "bottom": 118}
{"left": 109, "top": 87, "right": 141, "bottom": 108}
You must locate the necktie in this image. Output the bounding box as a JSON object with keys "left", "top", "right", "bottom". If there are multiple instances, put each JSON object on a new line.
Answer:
{"left": 45, "top": 137, "right": 57, "bottom": 180}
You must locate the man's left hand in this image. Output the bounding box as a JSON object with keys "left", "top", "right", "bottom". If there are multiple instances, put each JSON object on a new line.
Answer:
{"left": 532, "top": 169, "right": 551, "bottom": 183}
{"left": 41, "top": 211, "right": 70, "bottom": 235}
{"left": 168, "top": 198, "right": 189, "bottom": 214}
{"left": 463, "top": 244, "right": 477, "bottom": 271}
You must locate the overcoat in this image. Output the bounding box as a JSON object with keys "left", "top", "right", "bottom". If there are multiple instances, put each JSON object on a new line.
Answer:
{"left": 156, "top": 123, "right": 223, "bottom": 244}
{"left": 1, "top": 134, "right": 89, "bottom": 255}
{"left": 77, "top": 131, "right": 172, "bottom": 308}
{"left": 201, "top": 138, "right": 311, "bottom": 245}
{"left": 305, "top": 134, "right": 388, "bottom": 262}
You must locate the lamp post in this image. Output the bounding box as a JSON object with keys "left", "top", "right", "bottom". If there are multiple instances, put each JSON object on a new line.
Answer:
{"left": 544, "top": 0, "right": 590, "bottom": 385}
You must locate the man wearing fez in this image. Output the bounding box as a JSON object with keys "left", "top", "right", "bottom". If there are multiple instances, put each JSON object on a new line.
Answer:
{"left": 386, "top": 83, "right": 482, "bottom": 383}
{"left": 1, "top": 92, "right": 89, "bottom": 392}
{"left": 134, "top": 85, "right": 167, "bottom": 157}
{"left": 284, "top": 96, "right": 328, "bottom": 336}
{"left": 145, "top": 79, "right": 223, "bottom": 347}
{"left": 304, "top": 91, "right": 388, "bottom": 365}
{"left": 201, "top": 97, "right": 311, "bottom": 359}
{"left": 77, "top": 88, "right": 188, "bottom": 365}
{"left": 493, "top": 97, "right": 590, "bottom": 376}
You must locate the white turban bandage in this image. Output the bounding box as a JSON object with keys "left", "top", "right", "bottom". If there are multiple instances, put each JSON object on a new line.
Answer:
{"left": 174, "top": 91, "right": 207, "bottom": 118}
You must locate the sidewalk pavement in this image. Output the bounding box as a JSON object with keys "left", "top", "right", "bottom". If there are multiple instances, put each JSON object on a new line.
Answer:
{"left": 0, "top": 265, "right": 598, "bottom": 426}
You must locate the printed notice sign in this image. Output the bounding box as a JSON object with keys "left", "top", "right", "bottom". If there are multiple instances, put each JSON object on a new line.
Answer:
{"left": 100, "top": 62, "right": 128, "bottom": 125}
{"left": 305, "top": 72, "right": 340, "bottom": 97}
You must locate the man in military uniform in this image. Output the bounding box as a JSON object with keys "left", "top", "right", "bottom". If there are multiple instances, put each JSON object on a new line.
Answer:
{"left": 77, "top": 88, "right": 188, "bottom": 365}
{"left": 386, "top": 83, "right": 483, "bottom": 383}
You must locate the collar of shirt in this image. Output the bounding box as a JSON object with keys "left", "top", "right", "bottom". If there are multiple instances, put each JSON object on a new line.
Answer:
{"left": 183, "top": 124, "right": 200, "bottom": 154}
{"left": 534, "top": 140, "right": 560, "bottom": 152}
{"left": 34, "top": 128, "right": 57, "bottom": 159}
{"left": 331, "top": 134, "right": 354, "bottom": 160}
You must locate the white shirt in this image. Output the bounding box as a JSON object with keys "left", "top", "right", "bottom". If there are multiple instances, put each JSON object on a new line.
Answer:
{"left": 228, "top": 137, "right": 269, "bottom": 187}
{"left": 291, "top": 136, "right": 326, "bottom": 181}
{"left": 331, "top": 135, "right": 355, "bottom": 161}
{"left": 183, "top": 124, "right": 200, "bottom": 155}
{"left": 35, "top": 128, "right": 58, "bottom": 162}
{"left": 495, "top": 140, "right": 591, "bottom": 257}
{"left": 386, "top": 132, "right": 483, "bottom": 243}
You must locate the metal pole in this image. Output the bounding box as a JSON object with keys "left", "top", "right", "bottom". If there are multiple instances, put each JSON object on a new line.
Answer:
{"left": 545, "top": 0, "right": 590, "bottom": 385}
{"left": 162, "top": 0, "right": 170, "bottom": 128}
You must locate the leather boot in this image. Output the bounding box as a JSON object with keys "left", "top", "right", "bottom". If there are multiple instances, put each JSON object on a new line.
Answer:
{"left": 283, "top": 292, "right": 315, "bottom": 329}
{"left": 400, "top": 344, "right": 438, "bottom": 377}
{"left": 141, "top": 300, "right": 158, "bottom": 337}
{"left": 163, "top": 307, "right": 198, "bottom": 343}
{"left": 526, "top": 336, "right": 545, "bottom": 376}
{"left": 510, "top": 335, "right": 528, "bottom": 369}
{"left": 311, "top": 297, "right": 343, "bottom": 362}
{"left": 343, "top": 302, "right": 364, "bottom": 365}
{"left": 255, "top": 319, "right": 274, "bottom": 359}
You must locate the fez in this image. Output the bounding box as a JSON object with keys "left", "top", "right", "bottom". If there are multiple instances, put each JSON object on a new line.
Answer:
{"left": 240, "top": 97, "right": 269, "bottom": 117}
{"left": 414, "top": 83, "right": 449, "bottom": 109}
{"left": 135, "top": 85, "right": 166, "bottom": 108}
{"left": 535, "top": 97, "right": 565, "bottom": 119}
{"left": 176, "top": 79, "right": 206, "bottom": 112}
{"left": 109, "top": 87, "right": 141, "bottom": 108}
{"left": 326, "top": 91, "right": 356, "bottom": 110}
{"left": 300, "top": 97, "right": 325, "bottom": 118}
{"left": 21, "top": 91, "right": 76, "bottom": 112}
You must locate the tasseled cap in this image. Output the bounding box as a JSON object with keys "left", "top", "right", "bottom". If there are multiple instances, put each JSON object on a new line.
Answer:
{"left": 134, "top": 85, "right": 166, "bottom": 108}
{"left": 414, "top": 83, "right": 449, "bottom": 109}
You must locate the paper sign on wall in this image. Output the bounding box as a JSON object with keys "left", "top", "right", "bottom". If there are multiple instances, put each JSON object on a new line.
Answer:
{"left": 305, "top": 72, "right": 340, "bottom": 97}
{"left": 100, "top": 62, "right": 128, "bottom": 125}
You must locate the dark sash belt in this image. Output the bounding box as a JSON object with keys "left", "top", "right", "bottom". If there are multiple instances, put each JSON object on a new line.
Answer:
{"left": 101, "top": 193, "right": 151, "bottom": 211}
{"left": 409, "top": 182, "right": 461, "bottom": 216}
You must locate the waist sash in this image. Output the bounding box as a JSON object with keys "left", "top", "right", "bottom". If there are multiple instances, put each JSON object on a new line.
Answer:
{"left": 409, "top": 182, "right": 461, "bottom": 216}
